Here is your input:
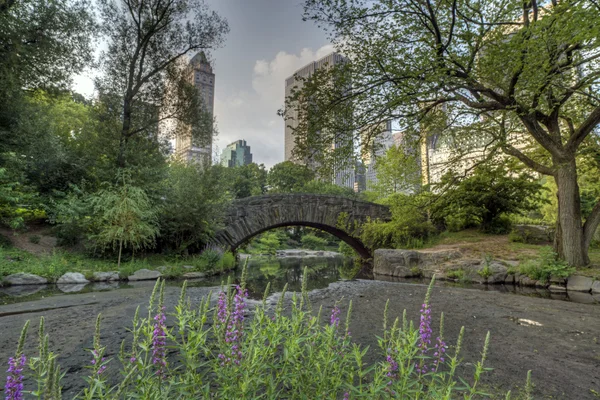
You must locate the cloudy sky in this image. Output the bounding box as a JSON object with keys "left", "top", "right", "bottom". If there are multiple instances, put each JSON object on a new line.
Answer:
{"left": 73, "top": 0, "right": 335, "bottom": 168}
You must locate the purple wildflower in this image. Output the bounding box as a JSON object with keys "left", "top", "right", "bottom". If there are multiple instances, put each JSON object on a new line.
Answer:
{"left": 343, "top": 392, "right": 350, "bottom": 400}
{"left": 385, "top": 348, "right": 398, "bottom": 385}
{"left": 152, "top": 305, "right": 167, "bottom": 378}
{"left": 432, "top": 336, "right": 447, "bottom": 370}
{"left": 217, "top": 291, "right": 227, "bottom": 325}
{"left": 5, "top": 354, "right": 26, "bottom": 400}
{"left": 218, "top": 285, "right": 247, "bottom": 366}
{"left": 90, "top": 350, "right": 107, "bottom": 374}
{"left": 330, "top": 305, "right": 340, "bottom": 328}
{"left": 418, "top": 303, "right": 432, "bottom": 352}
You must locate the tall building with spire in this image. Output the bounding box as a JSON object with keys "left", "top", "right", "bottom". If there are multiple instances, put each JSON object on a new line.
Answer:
{"left": 175, "top": 51, "right": 215, "bottom": 166}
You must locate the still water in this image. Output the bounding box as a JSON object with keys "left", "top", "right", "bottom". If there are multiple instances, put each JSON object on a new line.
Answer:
{"left": 1, "top": 255, "right": 598, "bottom": 305}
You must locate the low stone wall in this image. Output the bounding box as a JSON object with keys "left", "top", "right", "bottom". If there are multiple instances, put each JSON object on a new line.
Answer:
{"left": 373, "top": 248, "right": 600, "bottom": 295}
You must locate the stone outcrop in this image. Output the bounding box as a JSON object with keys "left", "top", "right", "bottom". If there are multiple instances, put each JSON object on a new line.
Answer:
{"left": 213, "top": 194, "right": 391, "bottom": 259}
{"left": 4, "top": 273, "right": 47, "bottom": 285}
{"left": 373, "top": 249, "right": 462, "bottom": 278}
{"left": 128, "top": 269, "right": 162, "bottom": 281}
{"left": 57, "top": 273, "right": 89, "bottom": 285}
{"left": 182, "top": 272, "right": 206, "bottom": 279}
{"left": 511, "top": 225, "right": 554, "bottom": 244}
{"left": 93, "top": 272, "right": 119, "bottom": 282}
{"left": 567, "top": 276, "right": 594, "bottom": 293}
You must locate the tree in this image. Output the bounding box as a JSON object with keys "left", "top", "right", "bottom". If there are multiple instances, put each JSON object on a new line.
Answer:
{"left": 230, "top": 163, "right": 268, "bottom": 199}
{"left": 267, "top": 161, "right": 315, "bottom": 193}
{"left": 96, "top": 0, "right": 229, "bottom": 168}
{"left": 90, "top": 178, "right": 159, "bottom": 267}
{"left": 372, "top": 145, "right": 421, "bottom": 197}
{"left": 432, "top": 163, "right": 544, "bottom": 233}
{"left": 158, "top": 163, "right": 231, "bottom": 254}
{"left": 295, "top": 0, "right": 600, "bottom": 266}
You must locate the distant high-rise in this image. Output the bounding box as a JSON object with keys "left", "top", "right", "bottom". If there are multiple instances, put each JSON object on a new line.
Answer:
{"left": 284, "top": 52, "right": 355, "bottom": 189}
{"left": 221, "top": 139, "right": 253, "bottom": 168}
{"left": 361, "top": 121, "right": 394, "bottom": 190}
{"left": 175, "top": 51, "right": 215, "bottom": 166}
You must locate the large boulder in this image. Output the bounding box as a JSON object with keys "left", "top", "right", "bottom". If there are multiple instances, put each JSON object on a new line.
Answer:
{"left": 4, "top": 273, "right": 47, "bottom": 285}
{"left": 128, "top": 269, "right": 162, "bottom": 281}
{"left": 511, "top": 225, "right": 553, "bottom": 244}
{"left": 57, "top": 272, "right": 89, "bottom": 285}
{"left": 590, "top": 280, "right": 600, "bottom": 294}
{"left": 567, "top": 275, "right": 594, "bottom": 293}
{"left": 57, "top": 283, "right": 87, "bottom": 293}
{"left": 480, "top": 262, "right": 508, "bottom": 284}
{"left": 373, "top": 249, "right": 461, "bottom": 277}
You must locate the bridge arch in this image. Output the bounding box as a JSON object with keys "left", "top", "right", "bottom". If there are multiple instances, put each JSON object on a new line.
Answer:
{"left": 213, "top": 194, "right": 391, "bottom": 259}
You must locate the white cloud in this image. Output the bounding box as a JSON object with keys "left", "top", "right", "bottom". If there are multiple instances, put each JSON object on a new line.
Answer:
{"left": 214, "top": 44, "right": 336, "bottom": 168}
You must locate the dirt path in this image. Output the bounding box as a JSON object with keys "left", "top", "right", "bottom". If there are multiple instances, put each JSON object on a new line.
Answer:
{"left": 0, "top": 280, "right": 599, "bottom": 398}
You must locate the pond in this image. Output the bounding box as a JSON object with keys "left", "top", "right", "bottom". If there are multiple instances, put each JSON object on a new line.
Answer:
{"left": 1, "top": 255, "right": 598, "bottom": 305}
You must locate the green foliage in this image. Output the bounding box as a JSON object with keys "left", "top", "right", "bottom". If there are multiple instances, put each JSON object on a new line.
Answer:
{"left": 519, "top": 247, "right": 575, "bottom": 283}
{"left": 337, "top": 241, "right": 357, "bottom": 258}
{"left": 28, "top": 235, "right": 41, "bottom": 245}
{"left": 433, "top": 163, "right": 544, "bottom": 234}
{"left": 267, "top": 161, "right": 315, "bottom": 193}
{"left": 249, "top": 232, "right": 281, "bottom": 256}
{"left": 228, "top": 163, "right": 268, "bottom": 199}
{"left": 361, "top": 192, "right": 435, "bottom": 250}
{"left": 301, "top": 180, "right": 358, "bottom": 198}
{"left": 89, "top": 176, "right": 159, "bottom": 266}
{"left": 371, "top": 144, "right": 421, "bottom": 198}
{"left": 158, "top": 163, "right": 231, "bottom": 254}
{"left": 300, "top": 233, "right": 328, "bottom": 250}
{"left": 9, "top": 276, "right": 530, "bottom": 398}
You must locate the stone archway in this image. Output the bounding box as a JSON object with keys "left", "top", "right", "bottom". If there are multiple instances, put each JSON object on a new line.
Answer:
{"left": 212, "top": 194, "right": 391, "bottom": 259}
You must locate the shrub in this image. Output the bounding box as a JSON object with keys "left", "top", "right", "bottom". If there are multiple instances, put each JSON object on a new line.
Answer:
{"left": 4, "top": 275, "right": 534, "bottom": 399}
{"left": 221, "top": 251, "right": 236, "bottom": 269}
{"left": 519, "top": 246, "right": 575, "bottom": 283}
{"left": 301, "top": 233, "right": 328, "bottom": 250}
{"left": 28, "top": 235, "right": 41, "bottom": 244}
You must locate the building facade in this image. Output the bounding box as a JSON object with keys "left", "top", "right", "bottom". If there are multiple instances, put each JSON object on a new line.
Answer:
{"left": 284, "top": 52, "right": 356, "bottom": 190}
{"left": 221, "top": 139, "right": 253, "bottom": 168}
{"left": 361, "top": 121, "right": 394, "bottom": 191}
{"left": 175, "top": 52, "right": 215, "bottom": 166}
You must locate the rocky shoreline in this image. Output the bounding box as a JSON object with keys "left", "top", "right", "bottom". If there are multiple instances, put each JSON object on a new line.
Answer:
{"left": 373, "top": 248, "right": 600, "bottom": 295}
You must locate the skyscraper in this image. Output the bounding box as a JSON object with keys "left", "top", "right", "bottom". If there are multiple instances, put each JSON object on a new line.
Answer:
{"left": 221, "top": 139, "right": 253, "bottom": 168}
{"left": 284, "top": 52, "right": 355, "bottom": 189}
{"left": 361, "top": 121, "right": 394, "bottom": 190}
{"left": 175, "top": 51, "right": 215, "bottom": 166}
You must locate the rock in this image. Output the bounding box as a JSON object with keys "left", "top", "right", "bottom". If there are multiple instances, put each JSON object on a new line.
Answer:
{"left": 567, "top": 275, "right": 594, "bottom": 293}
{"left": 520, "top": 276, "right": 537, "bottom": 287}
{"left": 535, "top": 280, "right": 549, "bottom": 288}
{"left": 483, "top": 262, "right": 508, "bottom": 284}
{"left": 373, "top": 249, "right": 461, "bottom": 278}
{"left": 511, "top": 225, "right": 554, "bottom": 244}
{"left": 0, "top": 284, "right": 47, "bottom": 297}
{"left": 182, "top": 265, "right": 195, "bottom": 270}
{"left": 549, "top": 275, "right": 567, "bottom": 285}
{"left": 57, "top": 272, "right": 89, "bottom": 285}
{"left": 591, "top": 281, "right": 600, "bottom": 294}
{"left": 128, "top": 269, "right": 162, "bottom": 281}
{"left": 182, "top": 272, "right": 206, "bottom": 279}
{"left": 157, "top": 266, "right": 169, "bottom": 273}
{"left": 548, "top": 284, "right": 567, "bottom": 292}
{"left": 567, "top": 291, "right": 596, "bottom": 304}
{"left": 93, "top": 272, "right": 119, "bottom": 282}
{"left": 4, "top": 273, "right": 47, "bottom": 285}
{"left": 504, "top": 274, "right": 515, "bottom": 285}
{"left": 57, "top": 283, "right": 87, "bottom": 293}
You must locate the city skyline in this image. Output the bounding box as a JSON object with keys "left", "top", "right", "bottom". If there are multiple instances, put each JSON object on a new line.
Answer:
{"left": 73, "top": 0, "right": 331, "bottom": 169}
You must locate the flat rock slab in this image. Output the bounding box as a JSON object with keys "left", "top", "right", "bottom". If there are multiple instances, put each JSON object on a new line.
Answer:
{"left": 4, "top": 273, "right": 47, "bottom": 285}
{"left": 57, "top": 273, "right": 89, "bottom": 285}
{"left": 93, "top": 272, "right": 119, "bottom": 282}
{"left": 0, "top": 284, "right": 47, "bottom": 297}
{"left": 548, "top": 285, "right": 567, "bottom": 292}
{"left": 591, "top": 280, "right": 600, "bottom": 294}
{"left": 182, "top": 272, "right": 206, "bottom": 279}
{"left": 567, "top": 275, "right": 593, "bottom": 293}
{"left": 128, "top": 269, "right": 162, "bottom": 281}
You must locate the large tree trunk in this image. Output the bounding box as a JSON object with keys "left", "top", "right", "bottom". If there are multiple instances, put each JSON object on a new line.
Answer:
{"left": 555, "top": 160, "right": 588, "bottom": 266}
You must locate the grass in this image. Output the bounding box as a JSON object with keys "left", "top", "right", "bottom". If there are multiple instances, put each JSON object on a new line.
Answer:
{"left": 0, "top": 244, "right": 237, "bottom": 284}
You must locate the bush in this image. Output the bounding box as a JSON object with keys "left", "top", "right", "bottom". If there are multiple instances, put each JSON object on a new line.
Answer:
{"left": 221, "top": 251, "right": 236, "bottom": 269}
{"left": 301, "top": 233, "right": 328, "bottom": 250}
{"left": 432, "top": 163, "right": 544, "bottom": 234}
{"left": 28, "top": 235, "right": 41, "bottom": 244}
{"left": 519, "top": 246, "right": 575, "bottom": 283}
{"left": 360, "top": 193, "right": 436, "bottom": 250}
{"left": 5, "top": 275, "right": 533, "bottom": 398}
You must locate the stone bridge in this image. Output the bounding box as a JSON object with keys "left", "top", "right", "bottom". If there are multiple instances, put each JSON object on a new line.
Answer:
{"left": 213, "top": 194, "right": 391, "bottom": 259}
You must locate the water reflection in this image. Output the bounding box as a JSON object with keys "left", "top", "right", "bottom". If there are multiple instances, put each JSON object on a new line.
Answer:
{"left": 184, "top": 256, "right": 358, "bottom": 300}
